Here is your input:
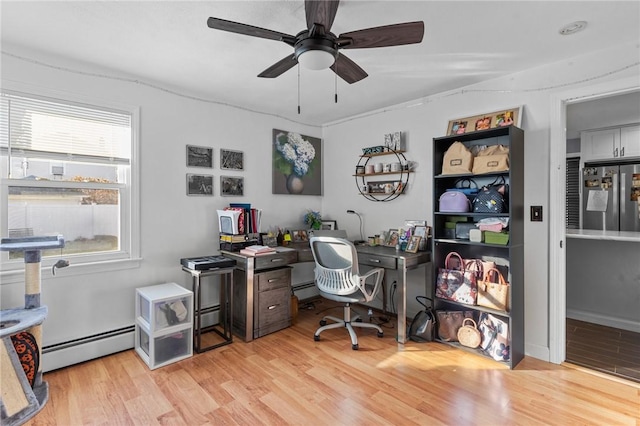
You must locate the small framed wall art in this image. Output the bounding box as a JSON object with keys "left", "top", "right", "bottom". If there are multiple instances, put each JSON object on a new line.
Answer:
{"left": 186, "top": 145, "right": 213, "bottom": 168}
{"left": 220, "top": 149, "right": 244, "bottom": 171}
{"left": 220, "top": 176, "right": 244, "bottom": 196}
{"left": 186, "top": 174, "right": 213, "bottom": 196}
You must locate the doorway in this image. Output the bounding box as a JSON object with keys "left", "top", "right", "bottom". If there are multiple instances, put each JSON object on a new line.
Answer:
{"left": 548, "top": 78, "right": 640, "bottom": 380}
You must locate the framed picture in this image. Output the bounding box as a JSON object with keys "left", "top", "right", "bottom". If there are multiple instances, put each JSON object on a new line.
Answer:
{"left": 186, "top": 174, "right": 213, "bottom": 196}
{"left": 385, "top": 229, "right": 400, "bottom": 247}
{"left": 321, "top": 220, "right": 337, "bottom": 230}
{"left": 220, "top": 149, "right": 244, "bottom": 170}
{"left": 405, "top": 236, "right": 421, "bottom": 253}
{"left": 220, "top": 176, "right": 244, "bottom": 196}
{"left": 414, "top": 225, "right": 427, "bottom": 238}
{"left": 446, "top": 106, "right": 523, "bottom": 135}
{"left": 272, "top": 129, "right": 322, "bottom": 195}
{"left": 186, "top": 145, "right": 213, "bottom": 168}
{"left": 292, "top": 230, "right": 308, "bottom": 243}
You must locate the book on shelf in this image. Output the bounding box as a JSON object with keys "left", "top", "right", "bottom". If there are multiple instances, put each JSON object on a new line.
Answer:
{"left": 220, "top": 233, "right": 248, "bottom": 243}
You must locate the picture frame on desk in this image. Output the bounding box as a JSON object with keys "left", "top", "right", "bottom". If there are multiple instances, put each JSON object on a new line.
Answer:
{"left": 292, "top": 230, "right": 308, "bottom": 243}
{"left": 321, "top": 220, "right": 337, "bottom": 230}
{"left": 405, "top": 236, "right": 421, "bottom": 253}
{"left": 385, "top": 229, "right": 399, "bottom": 247}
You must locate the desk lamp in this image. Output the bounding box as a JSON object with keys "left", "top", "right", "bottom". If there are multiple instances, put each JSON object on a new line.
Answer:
{"left": 346, "top": 210, "right": 365, "bottom": 244}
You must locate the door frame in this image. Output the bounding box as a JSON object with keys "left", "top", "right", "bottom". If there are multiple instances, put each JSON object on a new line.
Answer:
{"left": 548, "top": 77, "right": 640, "bottom": 364}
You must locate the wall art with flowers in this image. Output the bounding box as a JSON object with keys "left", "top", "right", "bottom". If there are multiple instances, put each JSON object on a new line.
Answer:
{"left": 272, "top": 129, "right": 322, "bottom": 195}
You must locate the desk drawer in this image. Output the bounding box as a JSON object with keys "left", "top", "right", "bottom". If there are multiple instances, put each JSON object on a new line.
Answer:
{"left": 254, "top": 250, "right": 297, "bottom": 270}
{"left": 255, "top": 287, "right": 291, "bottom": 338}
{"left": 256, "top": 267, "right": 291, "bottom": 292}
{"left": 358, "top": 253, "right": 396, "bottom": 269}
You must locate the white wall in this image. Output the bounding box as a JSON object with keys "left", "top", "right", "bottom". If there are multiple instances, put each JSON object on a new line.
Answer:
{"left": 1, "top": 45, "right": 321, "bottom": 352}
{"left": 2, "top": 40, "right": 639, "bottom": 366}
{"left": 321, "top": 41, "right": 640, "bottom": 360}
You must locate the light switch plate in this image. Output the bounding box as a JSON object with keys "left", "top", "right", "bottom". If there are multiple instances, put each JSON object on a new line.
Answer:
{"left": 531, "top": 206, "right": 543, "bottom": 222}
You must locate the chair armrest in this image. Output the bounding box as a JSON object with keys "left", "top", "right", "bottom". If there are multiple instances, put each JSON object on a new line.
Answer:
{"left": 357, "top": 267, "right": 384, "bottom": 302}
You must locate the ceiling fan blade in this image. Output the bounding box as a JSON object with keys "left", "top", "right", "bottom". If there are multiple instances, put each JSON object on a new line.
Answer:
{"left": 305, "top": 0, "right": 340, "bottom": 32}
{"left": 258, "top": 55, "right": 298, "bottom": 78}
{"left": 330, "top": 54, "right": 368, "bottom": 84}
{"left": 207, "top": 17, "right": 296, "bottom": 46}
{"left": 337, "top": 21, "right": 424, "bottom": 49}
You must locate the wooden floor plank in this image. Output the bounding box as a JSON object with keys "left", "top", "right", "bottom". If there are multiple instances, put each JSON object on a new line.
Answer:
{"left": 24, "top": 303, "right": 640, "bottom": 425}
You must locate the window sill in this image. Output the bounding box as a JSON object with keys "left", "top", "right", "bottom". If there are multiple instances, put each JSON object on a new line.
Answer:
{"left": 0, "top": 257, "right": 142, "bottom": 285}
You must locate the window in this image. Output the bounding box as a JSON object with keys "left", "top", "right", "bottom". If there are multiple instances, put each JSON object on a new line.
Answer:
{"left": 1, "top": 89, "right": 139, "bottom": 270}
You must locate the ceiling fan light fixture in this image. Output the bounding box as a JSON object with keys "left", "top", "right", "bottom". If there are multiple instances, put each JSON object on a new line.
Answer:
{"left": 298, "top": 48, "right": 336, "bottom": 70}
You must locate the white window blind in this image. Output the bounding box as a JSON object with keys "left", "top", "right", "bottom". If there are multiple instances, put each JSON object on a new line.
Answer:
{"left": 1, "top": 91, "right": 131, "bottom": 164}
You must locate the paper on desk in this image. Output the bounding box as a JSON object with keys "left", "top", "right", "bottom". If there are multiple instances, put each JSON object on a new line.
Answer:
{"left": 586, "top": 190, "right": 608, "bottom": 212}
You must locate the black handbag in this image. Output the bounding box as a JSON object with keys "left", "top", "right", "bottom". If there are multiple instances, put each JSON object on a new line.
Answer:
{"left": 408, "top": 296, "right": 436, "bottom": 342}
{"left": 472, "top": 176, "right": 508, "bottom": 213}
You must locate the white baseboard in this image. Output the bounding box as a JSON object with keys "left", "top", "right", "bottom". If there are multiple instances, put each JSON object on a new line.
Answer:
{"left": 42, "top": 330, "right": 134, "bottom": 372}
{"left": 525, "top": 343, "right": 550, "bottom": 363}
{"left": 567, "top": 309, "right": 640, "bottom": 333}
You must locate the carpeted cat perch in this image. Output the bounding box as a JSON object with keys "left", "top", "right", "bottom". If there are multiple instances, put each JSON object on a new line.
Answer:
{"left": 0, "top": 235, "right": 66, "bottom": 426}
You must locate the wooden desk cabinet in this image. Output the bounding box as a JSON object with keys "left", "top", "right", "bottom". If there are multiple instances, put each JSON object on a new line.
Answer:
{"left": 222, "top": 249, "right": 295, "bottom": 341}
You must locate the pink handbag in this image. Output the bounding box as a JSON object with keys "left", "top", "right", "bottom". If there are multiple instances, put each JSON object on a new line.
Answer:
{"left": 439, "top": 191, "right": 471, "bottom": 213}
{"left": 435, "top": 252, "right": 478, "bottom": 305}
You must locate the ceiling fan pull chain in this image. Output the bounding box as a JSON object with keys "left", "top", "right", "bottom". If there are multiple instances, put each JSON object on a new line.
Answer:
{"left": 297, "top": 64, "right": 301, "bottom": 114}
{"left": 334, "top": 54, "right": 338, "bottom": 104}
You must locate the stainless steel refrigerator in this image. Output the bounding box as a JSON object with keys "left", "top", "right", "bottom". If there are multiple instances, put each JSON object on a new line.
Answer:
{"left": 582, "top": 163, "right": 640, "bottom": 231}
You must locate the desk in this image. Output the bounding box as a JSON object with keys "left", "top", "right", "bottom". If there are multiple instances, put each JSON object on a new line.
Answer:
{"left": 354, "top": 245, "right": 431, "bottom": 344}
{"left": 223, "top": 244, "right": 430, "bottom": 344}
{"left": 181, "top": 266, "right": 235, "bottom": 353}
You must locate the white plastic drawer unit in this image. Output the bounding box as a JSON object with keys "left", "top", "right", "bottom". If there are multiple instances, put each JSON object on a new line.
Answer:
{"left": 135, "top": 282, "right": 193, "bottom": 369}
{"left": 136, "top": 282, "right": 193, "bottom": 332}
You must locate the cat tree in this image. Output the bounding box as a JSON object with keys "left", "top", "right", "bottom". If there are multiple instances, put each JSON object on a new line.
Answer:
{"left": 0, "top": 235, "right": 65, "bottom": 425}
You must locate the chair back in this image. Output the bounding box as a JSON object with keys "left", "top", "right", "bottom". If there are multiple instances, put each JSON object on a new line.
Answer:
{"left": 309, "top": 237, "right": 361, "bottom": 296}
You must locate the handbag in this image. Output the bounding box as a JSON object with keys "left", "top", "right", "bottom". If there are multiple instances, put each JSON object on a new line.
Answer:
{"left": 472, "top": 144, "right": 510, "bottom": 174}
{"left": 478, "top": 313, "right": 510, "bottom": 361}
{"left": 477, "top": 268, "right": 510, "bottom": 311}
{"left": 445, "top": 178, "right": 479, "bottom": 197}
{"left": 442, "top": 141, "right": 473, "bottom": 175}
{"left": 436, "top": 310, "right": 473, "bottom": 342}
{"left": 439, "top": 191, "right": 471, "bottom": 213}
{"left": 435, "top": 252, "right": 478, "bottom": 305}
{"left": 408, "top": 296, "right": 436, "bottom": 342}
{"left": 457, "top": 318, "right": 482, "bottom": 348}
{"left": 472, "top": 185, "right": 506, "bottom": 213}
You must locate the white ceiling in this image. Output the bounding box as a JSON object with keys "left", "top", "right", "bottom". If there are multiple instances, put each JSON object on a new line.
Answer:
{"left": 2, "top": 1, "right": 639, "bottom": 126}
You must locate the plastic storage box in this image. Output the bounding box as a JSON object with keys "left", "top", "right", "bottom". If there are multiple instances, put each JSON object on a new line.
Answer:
{"left": 484, "top": 231, "right": 510, "bottom": 245}
{"left": 135, "top": 283, "right": 193, "bottom": 369}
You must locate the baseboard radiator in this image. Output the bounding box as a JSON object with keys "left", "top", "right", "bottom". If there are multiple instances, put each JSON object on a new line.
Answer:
{"left": 42, "top": 326, "right": 135, "bottom": 372}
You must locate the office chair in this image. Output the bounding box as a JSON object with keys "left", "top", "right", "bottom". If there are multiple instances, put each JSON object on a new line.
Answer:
{"left": 309, "top": 236, "right": 384, "bottom": 350}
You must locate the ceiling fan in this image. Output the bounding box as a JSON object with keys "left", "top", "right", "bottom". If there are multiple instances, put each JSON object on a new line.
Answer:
{"left": 207, "top": 0, "right": 424, "bottom": 84}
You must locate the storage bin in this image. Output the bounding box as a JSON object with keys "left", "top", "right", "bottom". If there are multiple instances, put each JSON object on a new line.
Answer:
{"left": 484, "top": 231, "right": 509, "bottom": 245}
{"left": 455, "top": 222, "right": 476, "bottom": 240}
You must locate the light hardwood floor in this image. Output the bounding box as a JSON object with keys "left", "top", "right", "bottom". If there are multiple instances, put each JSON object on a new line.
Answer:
{"left": 29, "top": 299, "right": 640, "bottom": 425}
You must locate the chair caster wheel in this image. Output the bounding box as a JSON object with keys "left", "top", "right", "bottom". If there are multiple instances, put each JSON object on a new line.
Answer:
{"left": 314, "top": 335, "right": 320, "bottom": 341}
{"left": 377, "top": 331, "right": 384, "bottom": 338}
{"left": 352, "top": 344, "right": 359, "bottom": 350}
{"left": 319, "top": 320, "right": 327, "bottom": 326}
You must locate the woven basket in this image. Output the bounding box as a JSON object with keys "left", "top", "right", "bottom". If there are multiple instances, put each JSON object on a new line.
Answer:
{"left": 457, "top": 318, "right": 481, "bottom": 348}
